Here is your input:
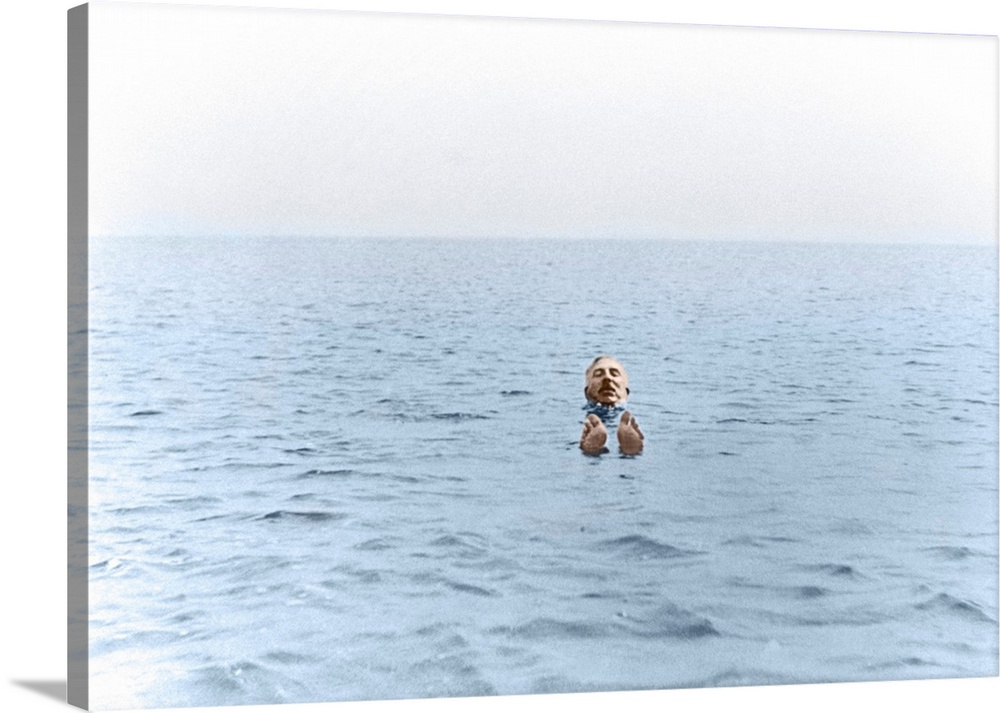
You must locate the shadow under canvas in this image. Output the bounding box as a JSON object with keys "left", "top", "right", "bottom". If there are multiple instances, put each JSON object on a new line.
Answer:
{"left": 12, "top": 679, "right": 67, "bottom": 703}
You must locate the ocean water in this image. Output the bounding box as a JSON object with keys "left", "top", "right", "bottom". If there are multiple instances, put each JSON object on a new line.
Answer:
{"left": 86, "top": 236, "right": 998, "bottom": 709}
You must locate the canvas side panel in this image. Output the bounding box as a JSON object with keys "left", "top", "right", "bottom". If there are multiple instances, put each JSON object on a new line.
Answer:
{"left": 67, "top": 3, "right": 89, "bottom": 710}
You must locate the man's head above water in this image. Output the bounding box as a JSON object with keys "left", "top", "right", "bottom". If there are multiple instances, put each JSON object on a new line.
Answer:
{"left": 584, "top": 355, "right": 630, "bottom": 406}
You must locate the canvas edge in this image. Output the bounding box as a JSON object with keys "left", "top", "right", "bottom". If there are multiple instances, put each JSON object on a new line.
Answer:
{"left": 68, "top": 3, "right": 89, "bottom": 710}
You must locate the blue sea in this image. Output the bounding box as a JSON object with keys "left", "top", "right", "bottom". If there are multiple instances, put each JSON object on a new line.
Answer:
{"left": 85, "top": 236, "right": 998, "bottom": 709}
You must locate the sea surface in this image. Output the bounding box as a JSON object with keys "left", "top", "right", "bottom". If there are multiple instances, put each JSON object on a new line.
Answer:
{"left": 85, "top": 236, "right": 999, "bottom": 709}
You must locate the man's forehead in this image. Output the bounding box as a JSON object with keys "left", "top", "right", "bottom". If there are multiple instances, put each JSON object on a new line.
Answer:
{"left": 589, "top": 358, "right": 625, "bottom": 374}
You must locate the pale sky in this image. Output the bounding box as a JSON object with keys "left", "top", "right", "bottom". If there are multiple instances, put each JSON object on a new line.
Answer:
{"left": 88, "top": 1, "right": 998, "bottom": 243}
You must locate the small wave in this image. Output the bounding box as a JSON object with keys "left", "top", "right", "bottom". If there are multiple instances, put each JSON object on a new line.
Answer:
{"left": 722, "top": 535, "right": 765, "bottom": 548}
{"left": 444, "top": 581, "right": 496, "bottom": 597}
{"left": 89, "top": 557, "right": 127, "bottom": 571}
{"left": 617, "top": 603, "right": 720, "bottom": 639}
{"left": 430, "top": 412, "right": 491, "bottom": 421}
{"left": 164, "top": 495, "right": 223, "bottom": 507}
{"left": 109, "top": 504, "right": 165, "bottom": 516}
{"left": 408, "top": 655, "right": 497, "bottom": 697}
{"left": 430, "top": 532, "right": 486, "bottom": 547}
{"left": 691, "top": 667, "right": 799, "bottom": 688}
{"left": 353, "top": 538, "right": 396, "bottom": 551}
{"left": 262, "top": 650, "right": 322, "bottom": 665}
{"left": 500, "top": 390, "right": 532, "bottom": 397}
{"left": 597, "top": 534, "right": 699, "bottom": 559}
{"left": 324, "top": 566, "right": 381, "bottom": 584}
{"left": 218, "top": 461, "right": 294, "bottom": 471}
{"left": 427, "top": 533, "right": 488, "bottom": 559}
{"left": 296, "top": 468, "right": 357, "bottom": 479}
{"left": 494, "top": 603, "right": 719, "bottom": 642}
{"left": 530, "top": 675, "right": 582, "bottom": 694}
{"left": 923, "top": 545, "right": 980, "bottom": 561}
{"left": 414, "top": 623, "right": 453, "bottom": 638}
{"left": 805, "top": 563, "right": 865, "bottom": 579}
{"left": 828, "top": 518, "right": 875, "bottom": 535}
{"left": 90, "top": 627, "right": 186, "bottom": 657}
{"left": 166, "top": 609, "right": 202, "bottom": 625}
{"left": 259, "top": 510, "right": 346, "bottom": 522}
{"left": 387, "top": 473, "right": 421, "bottom": 483}
{"left": 362, "top": 407, "right": 495, "bottom": 423}
{"left": 189, "top": 660, "right": 310, "bottom": 704}
{"left": 491, "top": 618, "right": 611, "bottom": 640}
{"left": 865, "top": 656, "right": 937, "bottom": 672}
{"left": 88, "top": 556, "right": 144, "bottom": 579}
{"left": 792, "top": 585, "right": 828, "bottom": 599}
{"left": 129, "top": 409, "right": 163, "bottom": 417}
{"left": 915, "top": 593, "right": 995, "bottom": 623}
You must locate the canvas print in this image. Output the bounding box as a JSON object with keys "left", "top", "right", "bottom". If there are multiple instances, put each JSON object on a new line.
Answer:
{"left": 68, "top": 2, "right": 999, "bottom": 710}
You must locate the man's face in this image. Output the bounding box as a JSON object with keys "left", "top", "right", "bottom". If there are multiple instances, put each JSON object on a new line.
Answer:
{"left": 585, "top": 358, "right": 629, "bottom": 406}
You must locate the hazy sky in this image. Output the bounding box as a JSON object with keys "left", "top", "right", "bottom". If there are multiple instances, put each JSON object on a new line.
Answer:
{"left": 88, "top": 2, "right": 997, "bottom": 243}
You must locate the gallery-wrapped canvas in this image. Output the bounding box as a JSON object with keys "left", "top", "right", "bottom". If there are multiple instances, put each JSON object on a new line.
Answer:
{"left": 68, "top": 2, "right": 998, "bottom": 710}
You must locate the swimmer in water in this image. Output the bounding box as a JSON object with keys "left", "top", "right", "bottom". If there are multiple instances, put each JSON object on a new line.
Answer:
{"left": 579, "top": 355, "right": 644, "bottom": 455}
